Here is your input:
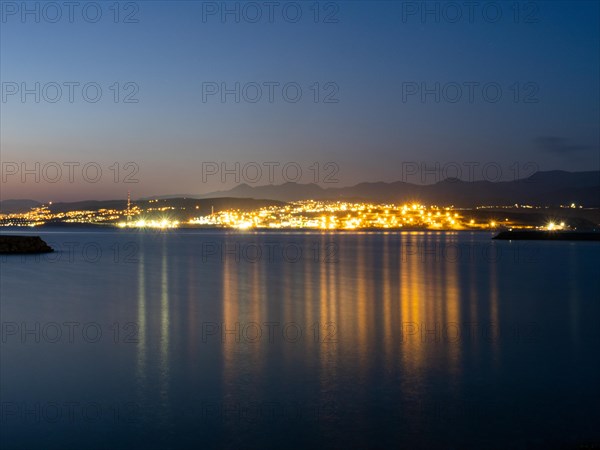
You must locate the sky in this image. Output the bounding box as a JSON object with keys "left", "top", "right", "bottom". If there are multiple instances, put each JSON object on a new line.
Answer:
{"left": 1, "top": 0, "right": 599, "bottom": 201}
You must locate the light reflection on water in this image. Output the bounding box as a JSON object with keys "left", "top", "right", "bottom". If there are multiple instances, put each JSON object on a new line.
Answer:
{"left": 1, "top": 230, "right": 599, "bottom": 449}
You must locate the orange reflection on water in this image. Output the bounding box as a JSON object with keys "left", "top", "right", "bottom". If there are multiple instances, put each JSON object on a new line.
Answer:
{"left": 209, "top": 233, "right": 511, "bottom": 406}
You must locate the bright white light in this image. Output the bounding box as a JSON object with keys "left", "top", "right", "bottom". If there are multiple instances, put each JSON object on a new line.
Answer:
{"left": 236, "top": 221, "right": 253, "bottom": 230}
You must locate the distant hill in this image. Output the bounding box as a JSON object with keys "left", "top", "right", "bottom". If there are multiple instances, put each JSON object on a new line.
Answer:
{"left": 201, "top": 182, "right": 328, "bottom": 202}
{"left": 193, "top": 170, "right": 600, "bottom": 207}
{"left": 44, "top": 197, "right": 285, "bottom": 221}
{"left": 0, "top": 199, "right": 41, "bottom": 213}
{"left": 47, "top": 200, "right": 128, "bottom": 213}
{"left": 3, "top": 171, "right": 598, "bottom": 210}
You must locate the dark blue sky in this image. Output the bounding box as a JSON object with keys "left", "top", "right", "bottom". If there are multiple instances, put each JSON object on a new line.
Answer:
{"left": 1, "top": 1, "right": 599, "bottom": 201}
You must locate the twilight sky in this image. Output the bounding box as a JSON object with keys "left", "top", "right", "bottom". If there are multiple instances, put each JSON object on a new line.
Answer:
{"left": 1, "top": 0, "right": 599, "bottom": 201}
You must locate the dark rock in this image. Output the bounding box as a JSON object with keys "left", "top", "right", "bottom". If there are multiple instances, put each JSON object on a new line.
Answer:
{"left": 493, "top": 231, "right": 600, "bottom": 241}
{"left": 0, "top": 236, "right": 54, "bottom": 254}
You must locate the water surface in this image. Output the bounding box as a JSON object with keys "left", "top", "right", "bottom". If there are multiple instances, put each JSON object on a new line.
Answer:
{"left": 1, "top": 230, "right": 599, "bottom": 449}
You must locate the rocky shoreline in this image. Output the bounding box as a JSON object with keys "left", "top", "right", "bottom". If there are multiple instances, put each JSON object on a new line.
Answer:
{"left": 0, "top": 236, "right": 54, "bottom": 254}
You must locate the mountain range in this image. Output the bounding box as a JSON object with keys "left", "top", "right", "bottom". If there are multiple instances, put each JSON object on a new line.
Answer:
{"left": 2, "top": 170, "right": 599, "bottom": 213}
{"left": 193, "top": 170, "right": 600, "bottom": 207}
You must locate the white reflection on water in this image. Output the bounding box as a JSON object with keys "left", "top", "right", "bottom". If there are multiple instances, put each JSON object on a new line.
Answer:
{"left": 489, "top": 252, "right": 499, "bottom": 369}
{"left": 159, "top": 240, "right": 170, "bottom": 418}
{"left": 136, "top": 248, "right": 147, "bottom": 391}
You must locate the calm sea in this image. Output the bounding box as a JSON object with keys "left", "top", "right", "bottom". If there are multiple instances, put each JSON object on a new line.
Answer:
{"left": 1, "top": 230, "right": 599, "bottom": 449}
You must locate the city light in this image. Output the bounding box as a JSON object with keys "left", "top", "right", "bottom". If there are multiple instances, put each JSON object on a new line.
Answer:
{"left": 117, "top": 218, "right": 180, "bottom": 229}
{"left": 0, "top": 200, "right": 580, "bottom": 231}
{"left": 187, "top": 201, "right": 485, "bottom": 230}
{"left": 545, "top": 221, "right": 567, "bottom": 231}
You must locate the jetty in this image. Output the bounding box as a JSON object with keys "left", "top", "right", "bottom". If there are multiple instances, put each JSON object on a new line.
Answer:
{"left": 0, "top": 236, "right": 54, "bottom": 253}
{"left": 493, "top": 231, "right": 600, "bottom": 241}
